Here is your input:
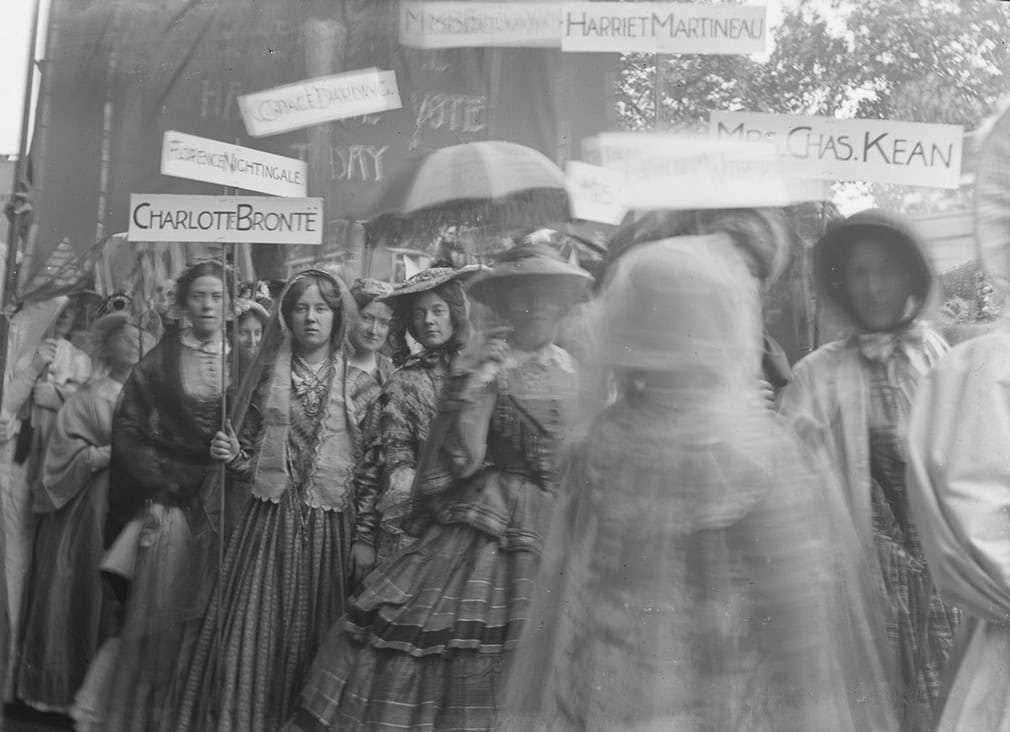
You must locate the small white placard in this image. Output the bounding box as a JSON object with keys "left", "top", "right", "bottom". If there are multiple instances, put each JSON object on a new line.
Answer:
{"left": 399, "top": 2, "right": 562, "bottom": 48}
{"left": 596, "top": 134, "right": 791, "bottom": 209}
{"left": 238, "top": 68, "right": 402, "bottom": 138}
{"left": 161, "top": 131, "right": 307, "bottom": 197}
{"left": 566, "top": 161, "right": 627, "bottom": 224}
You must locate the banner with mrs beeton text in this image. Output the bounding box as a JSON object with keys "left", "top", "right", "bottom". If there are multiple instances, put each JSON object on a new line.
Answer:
{"left": 561, "top": 2, "right": 767, "bottom": 55}
{"left": 161, "top": 131, "right": 308, "bottom": 197}
{"left": 128, "top": 194, "right": 323, "bottom": 244}
{"left": 709, "top": 112, "right": 965, "bottom": 189}
{"left": 399, "top": 2, "right": 562, "bottom": 49}
{"left": 238, "top": 67, "right": 403, "bottom": 138}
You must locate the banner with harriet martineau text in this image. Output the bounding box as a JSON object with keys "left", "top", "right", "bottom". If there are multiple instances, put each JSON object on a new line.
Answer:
{"left": 709, "top": 111, "right": 965, "bottom": 189}
{"left": 30, "top": 0, "right": 614, "bottom": 282}
{"left": 561, "top": 2, "right": 767, "bottom": 54}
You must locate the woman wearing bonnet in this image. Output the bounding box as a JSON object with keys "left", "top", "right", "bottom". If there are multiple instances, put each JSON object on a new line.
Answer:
{"left": 503, "top": 234, "right": 895, "bottom": 731}
{"left": 779, "top": 209, "right": 960, "bottom": 730}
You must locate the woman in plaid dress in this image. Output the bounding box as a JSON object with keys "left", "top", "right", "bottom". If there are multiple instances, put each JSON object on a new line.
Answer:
{"left": 779, "top": 209, "right": 961, "bottom": 731}
{"left": 286, "top": 242, "right": 591, "bottom": 732}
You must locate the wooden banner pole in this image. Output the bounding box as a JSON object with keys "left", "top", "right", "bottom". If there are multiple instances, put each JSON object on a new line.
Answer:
{"left": 0, "top": 0, "right": 44, "bottom": 412}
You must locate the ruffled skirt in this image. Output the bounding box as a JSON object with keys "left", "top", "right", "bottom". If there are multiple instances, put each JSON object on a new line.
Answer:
{"left": 74, "top": 503, "right": 201, "bottom": 732}
{"left": 288, "top": 474, "right": 546, "bottom": 732}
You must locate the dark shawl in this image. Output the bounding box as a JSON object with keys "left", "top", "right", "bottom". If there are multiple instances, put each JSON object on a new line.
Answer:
{"left": 109, "top": 334, "right": 226, "bottom": 536}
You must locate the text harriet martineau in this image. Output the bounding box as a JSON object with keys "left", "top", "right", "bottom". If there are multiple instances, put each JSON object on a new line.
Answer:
{"left": 565, "top": 11, "right": 764, "bottom": 41}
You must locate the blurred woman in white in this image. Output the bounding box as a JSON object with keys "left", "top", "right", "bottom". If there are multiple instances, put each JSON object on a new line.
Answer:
{"left": 906, "top": 108, "right": 1010, "bottom": 729}
{"left": 503, "top": 233, "right": 895, "bottom": 731}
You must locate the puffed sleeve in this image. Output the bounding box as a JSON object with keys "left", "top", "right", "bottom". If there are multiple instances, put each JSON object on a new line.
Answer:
{"left": 907, "top": 334, "right": 1010, "bottom": 624}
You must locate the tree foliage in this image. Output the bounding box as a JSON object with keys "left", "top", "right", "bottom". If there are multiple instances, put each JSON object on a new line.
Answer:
{"left": 619, "top": 0, "right": 1009, "bottom": 129}
{"left": 615, "top": 0, "right": 1010, "bottom": 211}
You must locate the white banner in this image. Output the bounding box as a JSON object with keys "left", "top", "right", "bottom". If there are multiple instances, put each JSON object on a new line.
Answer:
{"left": 160, "top": 131, "right": 307, "bottom": 197}
{"left": 709, "top": 111, "right": 964, "bottom": 189}
{"left": 595, "top": 134, "right": 791, "bottom": 210}
{"left": 238, "top": 68, "right": 402, "bottom": 138}
{"left": 128, "top": 195, "right": 323, "bottom": 244}
{"left": 399, "top": 1, "right": 562, "bottom": 48}
{"left": 566, "top": 161, "right": 626, "bottom": 225}
{"left": 562, "top": 2, "right": 766, "bottom": 54}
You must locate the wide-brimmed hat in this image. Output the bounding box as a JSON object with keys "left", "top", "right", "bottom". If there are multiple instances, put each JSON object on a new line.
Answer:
{"left": 380, "top": 265, "right": 484, "bottom": 305}
{"left": 814, "top": 208, "right": 933, "bottom": 328}
{"left": 468, "top": 242, "right": 594, "bottom": 306}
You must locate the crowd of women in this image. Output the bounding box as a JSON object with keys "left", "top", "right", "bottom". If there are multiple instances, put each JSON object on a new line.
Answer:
{"left": 0, "top": 202, "right": 1007, "bottom": 731}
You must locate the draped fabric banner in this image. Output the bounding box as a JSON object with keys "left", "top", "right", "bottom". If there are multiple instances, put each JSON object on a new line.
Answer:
{"left": 28, "top": 0, "right": 614, "bottom": 283}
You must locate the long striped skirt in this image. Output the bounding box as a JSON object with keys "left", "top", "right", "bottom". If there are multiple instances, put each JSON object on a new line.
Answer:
{"left": 76, "top": 503, "right": 201, "bottom": 732}
{"left": 285, "top": 512, "right": 542, "bottom": 732}
{"left": 872, "top": 485, "right": 961, "bottom": 732}
{"left": 172, "top": 491, "right": 352, "bottom": 732}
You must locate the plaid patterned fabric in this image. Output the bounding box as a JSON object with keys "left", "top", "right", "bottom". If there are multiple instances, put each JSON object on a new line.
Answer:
{"left": 172, "top": 373, "right": 356, "bottom": 732}
{"left": 868, "top": 366, "right": 961, "bottom": 730}
{"left": 288, "top": 523, "right": 534, "bottom": 731}
{"left": 289, "top": 642, "right": 504, "bottom": 731}
{"left": 286, "top": 354, "right": 578, "bottom": 731}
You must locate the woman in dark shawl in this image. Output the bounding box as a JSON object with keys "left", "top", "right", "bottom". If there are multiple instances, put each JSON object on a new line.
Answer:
{"left": 73, "top": 261, "right": 233, "bottom": 732}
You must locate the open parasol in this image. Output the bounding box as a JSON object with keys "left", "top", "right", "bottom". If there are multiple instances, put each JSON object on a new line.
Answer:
{"left": 367, "top": 141, "right": 570, "bottom": 245}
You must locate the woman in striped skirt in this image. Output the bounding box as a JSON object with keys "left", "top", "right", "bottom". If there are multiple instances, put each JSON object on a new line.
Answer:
{"left": 172, "top": 269, "right": 380, "bottom": 732}
{"left": 286, "top": 241, "right": 592, "bottom": 731}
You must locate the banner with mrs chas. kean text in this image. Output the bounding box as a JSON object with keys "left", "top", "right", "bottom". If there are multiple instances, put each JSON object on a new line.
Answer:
{"left": 25, "top": 0, "right": 616, "bottom": 288}
{"left": 709, "top": 112, "right": 964, "bottom": 189}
